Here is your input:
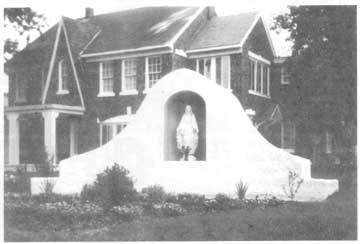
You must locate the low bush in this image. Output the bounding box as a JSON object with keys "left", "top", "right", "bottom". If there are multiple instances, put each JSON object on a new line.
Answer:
{"left": 4, "top": 169, "right": 31, "bottom": 194}
{"left": 111, "top": 205, "right": 144, "bottom": 221}
{"left": 169, "top": 193, "right": 207, "bottom": 212}
{"left": 141, "top": 185, "right": 167, "bottom": 203}
{"left": 152, "top": 202, "right": 187, "bottom": 217}
{"left": 80, "top": 163, "right": 137, "bottom": 210}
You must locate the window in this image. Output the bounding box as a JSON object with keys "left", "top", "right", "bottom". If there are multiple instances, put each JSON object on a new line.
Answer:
{"left": 325, "top": 131, "right": 333, "bottom": 154}
{"left": 99, "top": 61, "right": 115, "bottom": 96}
{"left": 195, "top": 55, "right": 231, "bottom": 89}
{"left": 100, "top": 123, "right": 128, "bottom": 145}
{"left": 121, "top": 59, "right": 137, "bottom": 95}
{"left": 281, "top": 120, "right": 296, "bottom": 152}
{"left": 249, "top": 51, "right": 271, "bottom": 97}
{"left": 281, "top": 67, "right": 291, "bottom": 85}
{"left": 57, "top": 59, "right": 69, "bottom": 94}
{"left": 15, "top": 74, "right": 26, "bottom": 102}
{"left": 145, "top": 56, "right": 162, "bottom": 90}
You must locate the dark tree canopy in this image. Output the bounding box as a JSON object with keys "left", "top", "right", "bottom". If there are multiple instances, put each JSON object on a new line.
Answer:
{"left": 4, "top": 8, "right": 47, "bottom": 57}
{"left": 273, "top": 6, "right": 356, "bottom": 128}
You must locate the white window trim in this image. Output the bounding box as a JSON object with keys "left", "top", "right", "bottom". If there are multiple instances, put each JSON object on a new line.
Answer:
{"left": 120, "top": 59, "right": 138, "bottom": 96}
{"left": 98, "top": 62, "right": 115, "bottom": 97}
{"left": 195, "top": 56, "right": 232, "bottom": 90}
{"left": 281, "top": 67, "right": 290, "bottom": 85}
{"left": 99, "top": 122, "right": 129, "bottom": 146}
{"left": 248, "top": 52, "right": 271, "bottom": 98}
{"left": 57, "top": 59, "right": 69, "bottom": 95}
{"left": 144, "top": 56, "right": 162, "bottom": 93}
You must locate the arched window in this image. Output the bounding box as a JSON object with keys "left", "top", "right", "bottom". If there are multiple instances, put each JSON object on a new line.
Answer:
{"left": 57, "top": 59, "right": 69, "bottom": 94}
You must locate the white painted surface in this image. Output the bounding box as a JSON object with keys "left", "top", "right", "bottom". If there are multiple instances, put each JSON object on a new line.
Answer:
{"left": 53, "top": 69, "right": 338, "bottom": 201}
{"left": 6, "top": 113, "right": 20, "bottom": 165}
{"left": 42, "top": 110, "right": 59, "bottom": 163}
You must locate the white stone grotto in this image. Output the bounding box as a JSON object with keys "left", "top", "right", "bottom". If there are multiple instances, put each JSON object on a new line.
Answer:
{"left": 33, "top": 69, "right": 339, "bottom": 201}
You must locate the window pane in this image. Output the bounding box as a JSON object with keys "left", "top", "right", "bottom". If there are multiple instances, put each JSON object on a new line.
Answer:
{"left": 263, "top": 66, "right": 268, "bottom": 95}
{"left": 199, "top": 59, "right": 204, "bottom": 75}
{"left": 250, "top": 61, "right": 255, "bottom": 90}
{"left": 102, "top": 62, "right": 114, "bottom": 92}
{"left": 221, "top": 56, "right": 230, "bottom": 89}
{"left": 216, "top": 57, "right": 222, "bottom": 85}
{"left": 123, "top": 59, "right": 137, "bottom": 91}
{"left": 256, "top": 63, "right": 262, "bottom": 93}
{"left": 147, "top": 56, "right": 162, "bottom": 88}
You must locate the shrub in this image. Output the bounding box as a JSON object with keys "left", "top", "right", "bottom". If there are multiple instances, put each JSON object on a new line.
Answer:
{"left": 39, "top": 178, "right": 56, "bottom": 195}
{"left": 171, "top": 193, "right": 207, "bottom": 212}
{"left": 111, "top": 205, "right": 143, "bottom": 220}
{"left": 236, "top": 180, "right": 248, "bottom": 200}
{"left": 152, "top": 202, "right": 186, "bottom": 217}
{"left": 214, "top": 193, "right": 233, "bottom": 211}
{"left": 282, "top": 171, "right": 304, "bottom": 200}
{"left": 141, "top": 185, "right": 167, "bottom": 203}
{"left": 80, "top": 163, "right": 137, "bottom": 210}
{"left": 4, "top": 169, "right": 31, "bottom": 194}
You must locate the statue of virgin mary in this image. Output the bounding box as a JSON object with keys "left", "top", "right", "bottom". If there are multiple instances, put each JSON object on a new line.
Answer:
{"left": 176, "top": 105, "right": 199, "bottom": 161}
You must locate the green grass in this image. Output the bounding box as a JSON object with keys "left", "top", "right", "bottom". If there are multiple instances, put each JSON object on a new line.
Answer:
{"left": 5, "top": 190, "right": 356, "bottom": 241}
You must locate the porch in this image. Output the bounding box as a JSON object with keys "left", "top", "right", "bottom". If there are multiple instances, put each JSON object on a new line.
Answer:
{"left": 4, "top": 104, "right": 84, "bottom": 172}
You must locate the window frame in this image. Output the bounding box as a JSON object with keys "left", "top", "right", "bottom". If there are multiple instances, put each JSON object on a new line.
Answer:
{"left": 195, "top": 55, "right": 231, "bottom": 90}
{"left": 99, "top": 122, "right": 128, "bottom": 146}
{"left": 98, "top": 61, "right": 115, "bottom": 97}
{"left": 120, "top": 58, "right": 138, "bottom": 96}
{"left": 57, "top": 59, "right": 69, "bottom": 95}
{"left": 248, "top": 51, "right": 271, "bottom": 98}
{"left": 145, "top": 56, "right": 162, "bottom": 92}
{"left": 281, "top": 120, "right": 296, "bottom": 153}
{"left": 281, "top": 66, "right": 291, "bottom": 85}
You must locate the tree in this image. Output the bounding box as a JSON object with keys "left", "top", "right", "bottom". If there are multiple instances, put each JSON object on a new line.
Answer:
{"left": 272, "top": 6, "right": 356, "bottom": 161}
{"left": 4, "top": 8, "right": 47, "bottom": 58}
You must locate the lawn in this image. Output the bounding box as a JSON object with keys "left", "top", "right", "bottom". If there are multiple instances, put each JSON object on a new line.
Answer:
{"left": 5, "top": 167, "right": 357, "bottom": 241}
{"left": 5, "top": 189, "right": 356, "bottom": 241}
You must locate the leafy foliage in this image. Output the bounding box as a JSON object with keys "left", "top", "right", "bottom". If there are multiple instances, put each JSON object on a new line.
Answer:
{"left": 4, "top": 8, "right": 47, "bottom": 58}
{"left": 80, "top": 163, "right": 137, "bottom": 210}
{"left": 282, "top": 171, "right": 304, "bottom": 200}
{"left": 236, "top": 180, "right": 248, "bottom": 200}
{"left": 141, "top": 185, "right": 167, "bottom": 203}
{"left": 272, "top": 6, "right": 356, "bottom": 159}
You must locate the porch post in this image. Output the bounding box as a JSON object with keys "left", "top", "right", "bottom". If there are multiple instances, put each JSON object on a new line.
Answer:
{"left": 42, "top": 110, "right": 59, "bottom": 164}
{"left": 6, "top": 113, "right": 20, "bottom": 165}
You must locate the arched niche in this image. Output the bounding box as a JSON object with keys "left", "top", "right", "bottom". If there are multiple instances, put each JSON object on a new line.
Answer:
{"left": 164, "top": 91, "right": 206, "bottom": 161}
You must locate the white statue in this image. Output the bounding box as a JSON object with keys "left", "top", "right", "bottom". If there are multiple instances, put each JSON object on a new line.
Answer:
{"left": 176, "top": 105, "right": 199, "bottom": 161}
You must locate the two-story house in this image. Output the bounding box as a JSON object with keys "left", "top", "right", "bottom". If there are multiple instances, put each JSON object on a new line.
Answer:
{"left": 4, "top": 6, "right": 296, "bottom": 170}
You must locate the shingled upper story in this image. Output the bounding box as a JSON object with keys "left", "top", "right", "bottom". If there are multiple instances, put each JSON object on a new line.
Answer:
{"left": 5, "top": 6, "right": 295, "bottom": 169}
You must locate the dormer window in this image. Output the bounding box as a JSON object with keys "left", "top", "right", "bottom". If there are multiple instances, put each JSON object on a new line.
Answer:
{"left": 57, "top": 59, "right": 69, "bottom": 94}
{"left": 98, "top": 61, "right": 115, "bottom": 97}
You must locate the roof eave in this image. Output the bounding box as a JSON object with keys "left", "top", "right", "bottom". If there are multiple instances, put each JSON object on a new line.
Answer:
{"left": 80, "top": 44, "right": 173, "bottom": 59}
{"left": 186, "top": 44, "right": 242, "bottom": 58}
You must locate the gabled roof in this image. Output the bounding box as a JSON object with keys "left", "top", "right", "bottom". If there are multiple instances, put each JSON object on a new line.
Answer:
{"left": 187, "top": 12, "right": 275, "bottom": 56}
{"left": 81, "top": 7, "right": 201, "bottom": 56}
{"left": 187, "top": 12, "right": 258, "bottom": 51}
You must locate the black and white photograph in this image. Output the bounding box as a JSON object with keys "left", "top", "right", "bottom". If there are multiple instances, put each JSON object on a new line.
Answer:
{"left": 1, "top": 0, "right": 357, "bottom": 241}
